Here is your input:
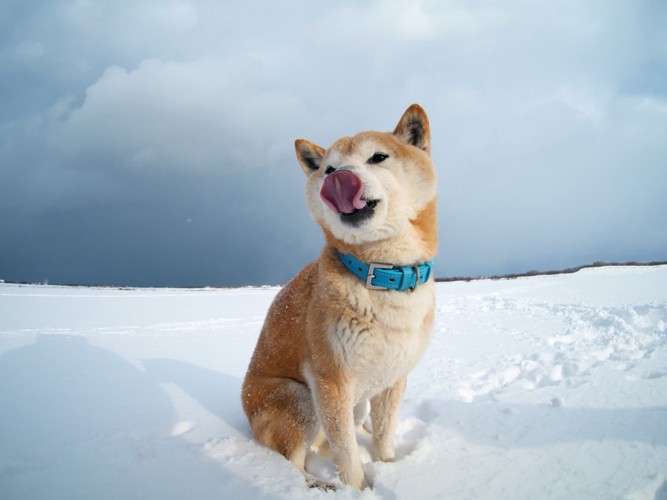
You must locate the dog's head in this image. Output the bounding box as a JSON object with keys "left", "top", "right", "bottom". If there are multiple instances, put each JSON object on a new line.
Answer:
{"left": 295, "top": 104, "right": 436, "bottom": 246}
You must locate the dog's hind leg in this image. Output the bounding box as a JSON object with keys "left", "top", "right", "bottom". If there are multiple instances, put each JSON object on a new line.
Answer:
{"left": 242, "top": 376, "right": 335, "bottom": 489}
{"left": 354, "top": 399, "right": 371, "bottom": 435}
{"left": 243, "top": 376, "right": 315, "bottom": 462}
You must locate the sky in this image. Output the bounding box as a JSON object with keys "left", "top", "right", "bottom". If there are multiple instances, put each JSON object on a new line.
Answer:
{"left": 1, "top": 0, "right": 666, "bottom": 287}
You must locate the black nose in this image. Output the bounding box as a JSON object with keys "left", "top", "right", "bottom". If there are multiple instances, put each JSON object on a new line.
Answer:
{"left": 324, "top": 166, "right": 336, "bottom": 175}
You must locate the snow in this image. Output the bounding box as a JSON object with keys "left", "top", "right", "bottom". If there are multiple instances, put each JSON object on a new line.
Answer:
{"left": 1, "top": 266, "right": 666, "bottom": 499}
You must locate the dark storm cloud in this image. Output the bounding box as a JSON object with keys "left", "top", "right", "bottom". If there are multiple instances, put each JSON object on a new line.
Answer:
{"left": 1, "top": 0, "right": 666, "bottom": 286}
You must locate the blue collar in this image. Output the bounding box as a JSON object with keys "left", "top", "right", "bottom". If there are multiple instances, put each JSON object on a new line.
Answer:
{"left": 339, "top": 252, "right": 434, "bottom": 291}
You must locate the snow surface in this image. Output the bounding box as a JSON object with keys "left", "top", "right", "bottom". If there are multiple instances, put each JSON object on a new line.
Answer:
{"left": 1, "top": 266, "right": 666, "bottom": 499}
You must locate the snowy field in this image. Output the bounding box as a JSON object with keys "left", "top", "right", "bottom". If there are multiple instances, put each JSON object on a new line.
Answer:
{"left": 1, "top": 265, "right": 666, "bottom": 499}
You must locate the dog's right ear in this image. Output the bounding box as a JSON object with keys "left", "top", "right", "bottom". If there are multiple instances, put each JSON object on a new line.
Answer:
{"left": 295, "top": 139, "right": 326, "bottom": 176}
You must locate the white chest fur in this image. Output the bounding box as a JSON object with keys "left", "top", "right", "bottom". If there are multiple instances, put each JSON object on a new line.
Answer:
{"left": 327, "top": 281, "right": 434, "bottom": 402}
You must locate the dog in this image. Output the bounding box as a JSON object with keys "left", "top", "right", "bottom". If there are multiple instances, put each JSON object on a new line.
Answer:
{"left": 241, "top": 104, "right": 437, "bottom": 489}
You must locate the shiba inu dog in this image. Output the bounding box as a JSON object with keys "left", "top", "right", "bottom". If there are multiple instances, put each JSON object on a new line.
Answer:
{"left": 241, "top": 104, "right": 437, "bottom": 489}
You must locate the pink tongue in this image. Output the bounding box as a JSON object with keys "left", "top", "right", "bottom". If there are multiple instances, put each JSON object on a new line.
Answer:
{"left": 320, "top": 171, "right": 367, "bottom": 214}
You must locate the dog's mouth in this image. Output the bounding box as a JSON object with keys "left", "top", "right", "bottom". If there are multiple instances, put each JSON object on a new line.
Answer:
{"left": 320, "top": 171, "right": 378, "bottom": 226}
{"left": 339, "top": 199, "right": 379, "bottom": 226}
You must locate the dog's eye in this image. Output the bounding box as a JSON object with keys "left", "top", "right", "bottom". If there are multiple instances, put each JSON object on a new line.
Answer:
{"left": 368, "top": 153, "right": 388, "bottom": 165}
{"left": 325, "top": 166, "right": 336, "bottom": 175}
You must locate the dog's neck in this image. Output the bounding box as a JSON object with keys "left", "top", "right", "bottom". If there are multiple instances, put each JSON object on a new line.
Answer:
{"left": 322, "top": 199, "right": 438, "bottom": 267}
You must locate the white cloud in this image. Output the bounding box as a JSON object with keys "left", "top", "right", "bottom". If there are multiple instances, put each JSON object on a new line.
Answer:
{"left": 635, "top": 95, "right": 667, "bottom": 116}
{"left": 49, "top": 57, "right": 308, "bottom": 172}
{"left": 310, "top": 1, "right": 436, "bottom": 46}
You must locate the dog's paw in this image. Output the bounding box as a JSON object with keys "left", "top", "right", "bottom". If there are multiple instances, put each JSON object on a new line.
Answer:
{"left": 338, "top": 462, "right": 368, "bottom": 490}
{"left": 305, "top": 473, "right": 337, "bottom": 491}
{"left": 307, "top": 479, "right": 337, "bottom": 492}
{"left": 371, "top": 440, "right": 396, "bottom": 463}
{"left": 372, "top": 450, "right": 396, "bottom": 463}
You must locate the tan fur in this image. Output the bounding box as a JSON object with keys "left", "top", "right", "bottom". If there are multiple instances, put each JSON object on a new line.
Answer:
{"left": 241, "top": 104, "right": 438, "bottom": 489}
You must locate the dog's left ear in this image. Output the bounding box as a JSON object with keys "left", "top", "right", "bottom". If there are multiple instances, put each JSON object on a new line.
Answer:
{"left": 295, "top": 139, "right": 326, "bottom": 176}
{"left": 393, "top": 104, "right": 431, "bottom": 156}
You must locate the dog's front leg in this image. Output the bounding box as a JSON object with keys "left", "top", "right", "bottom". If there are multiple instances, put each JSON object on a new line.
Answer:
{"left": 370, "top": 377, "right": 407, "bottom": 462}
{"left": 313, "top": 376, "right": 366, "bottom": 488}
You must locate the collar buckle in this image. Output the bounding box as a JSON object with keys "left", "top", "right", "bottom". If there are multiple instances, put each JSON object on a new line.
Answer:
{"left": 410, "top": 265, "right": 421, "bottom": 292}
{"left": 366, "top": 262, "right": 393, "bottom": 289}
